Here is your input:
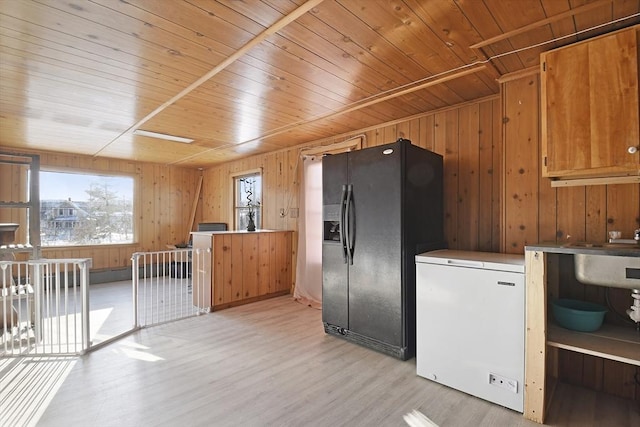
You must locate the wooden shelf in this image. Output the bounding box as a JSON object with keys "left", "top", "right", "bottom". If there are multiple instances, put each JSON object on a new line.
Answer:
{"left": 547, "top": 322, "right": 640, "bottom": 366}
{"left": 0, "top": 202, "right": 31, "bottom": 208}
{"left": 0, "top": 151, "right": 41, "bottom": 259}
{"left": 550, "top": 175, "right": 640, "bottom": 187}
{"left": 0, "top": 243, "right": 34, "bottom": 254}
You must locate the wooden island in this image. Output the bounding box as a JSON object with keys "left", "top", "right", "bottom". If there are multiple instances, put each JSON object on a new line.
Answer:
{"left": 191, "top": 230, "right": 293, "bottom": 311}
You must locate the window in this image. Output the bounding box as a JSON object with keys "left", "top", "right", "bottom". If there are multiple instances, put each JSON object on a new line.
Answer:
{"left": 39, "top": 170, "right": 134, "bottom": 246}
{"left": 234, "top": 172, "right": 261, "bottom": 230}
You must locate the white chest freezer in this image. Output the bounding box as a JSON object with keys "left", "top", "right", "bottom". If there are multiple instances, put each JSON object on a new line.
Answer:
{"left": 415, "top": 249, "right": 525, "bottom": 412}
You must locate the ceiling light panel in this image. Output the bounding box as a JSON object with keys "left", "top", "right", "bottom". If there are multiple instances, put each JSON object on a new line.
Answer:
{"left": 133, "top": 129, "right": 194, "bottom": 144}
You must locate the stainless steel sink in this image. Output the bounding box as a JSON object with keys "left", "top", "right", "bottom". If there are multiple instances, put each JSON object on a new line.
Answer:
{"left": 574, "top": 253, "right": 640, "bottom": 289}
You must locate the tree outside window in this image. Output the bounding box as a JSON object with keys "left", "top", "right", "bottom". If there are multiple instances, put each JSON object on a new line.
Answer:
{"left": 40, "top": 171, "right": 134, "bottom": 246}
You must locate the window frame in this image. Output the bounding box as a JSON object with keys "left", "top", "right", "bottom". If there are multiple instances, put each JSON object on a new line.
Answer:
{"left": 231, "top": 169, "right": 262, "bottom": 231}
{"left": 39, "top": 168, "right": 138, "bottom": 247}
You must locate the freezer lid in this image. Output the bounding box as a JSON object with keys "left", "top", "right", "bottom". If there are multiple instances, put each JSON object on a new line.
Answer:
{"left": 415, "top": 249, "right": 525, "bottom": 273}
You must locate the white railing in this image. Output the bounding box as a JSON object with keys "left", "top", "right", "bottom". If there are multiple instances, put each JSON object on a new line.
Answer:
{"left": 1, "top": 250, "right": 208, "bottom": 357}
{"left": 131, "top": 249, "right": 208, "bottom": 328}
{"left": 1, "top": 258, "right": 91, "bottom": 356}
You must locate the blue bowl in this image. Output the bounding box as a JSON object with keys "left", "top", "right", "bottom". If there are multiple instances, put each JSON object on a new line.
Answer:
{"left": 551, "top": 298, "right": 607, "bottom": 332}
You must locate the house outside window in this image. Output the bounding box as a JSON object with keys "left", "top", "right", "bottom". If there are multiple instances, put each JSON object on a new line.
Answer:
{"left": 40, "top": 171, "right": 135, "bottom": 246}
{"left": 234, "top": 171, "right": 261, "bottom": 230}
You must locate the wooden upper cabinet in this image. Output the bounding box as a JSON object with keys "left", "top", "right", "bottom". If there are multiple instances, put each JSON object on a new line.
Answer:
{"left": 541, "top": 26, "right": 640, "bottom": 179}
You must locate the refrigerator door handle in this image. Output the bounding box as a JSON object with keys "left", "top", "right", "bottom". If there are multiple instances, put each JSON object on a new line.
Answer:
{"left": 345, "top": 184, "right": 354, "bottom": 265}
{"left": 340, "top": 184, "right": 348, "bottom": 264}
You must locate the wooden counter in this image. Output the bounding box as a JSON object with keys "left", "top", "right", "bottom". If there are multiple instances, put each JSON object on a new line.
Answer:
{"left": 523, "top": 246, "right": 640, "bottom": 424}
{"left": 191, "top": 230, "right": 293, "bottom": 311}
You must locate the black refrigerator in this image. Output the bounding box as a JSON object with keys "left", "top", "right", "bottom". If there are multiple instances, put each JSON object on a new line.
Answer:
{"left": 322, "top": 138, "right": 443, "bottom": 360}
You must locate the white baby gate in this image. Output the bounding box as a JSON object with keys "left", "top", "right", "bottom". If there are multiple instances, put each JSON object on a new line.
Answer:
{"left": 1, "top": 249, "right": 209, "bottom": 357}
{"left": 131, "top": 248, "right": 209, "bottom": 328}
{"left": 1, "top": 259, "right": 91, "bottom": 356}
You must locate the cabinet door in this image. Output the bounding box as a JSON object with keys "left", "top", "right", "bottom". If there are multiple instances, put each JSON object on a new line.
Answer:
{"left": 322, "top": 153, "right": 349, "bottom": 329}
{"left": 541, "top": 26, "right": 639, "bottom": 178}
{"left": 347, "top": 142, "right": 403, "bottom": 347}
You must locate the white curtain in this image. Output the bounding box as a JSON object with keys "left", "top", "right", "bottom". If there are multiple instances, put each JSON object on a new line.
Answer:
{"left": 293, "top": 155, "right": 323, "bottom": 309}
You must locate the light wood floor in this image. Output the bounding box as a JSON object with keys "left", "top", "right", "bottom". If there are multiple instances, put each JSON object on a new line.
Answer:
{"left": 3, "top": 293, "right": 640, "bottom": 426}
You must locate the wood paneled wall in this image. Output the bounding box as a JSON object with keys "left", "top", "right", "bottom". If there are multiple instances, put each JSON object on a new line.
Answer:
{"left": 3, "top": 72, "right": 637, "bottom": 270}
{"left": 502, "top": 71, "right": 640, "bottom": 402}
{"left": 0, "top": 148, "right": 202, "bottom": 269}
{"left": 502, "top": 72, "right": 640, "bottom": 252}
{"left": 201, "top": 149, "right": 300, "bottom": 234}
{"left": 202, "top": 96, "right": 503, "bottom": 254}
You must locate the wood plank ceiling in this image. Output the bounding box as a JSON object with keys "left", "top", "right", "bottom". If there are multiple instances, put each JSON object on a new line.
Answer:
{"left": 1, "top": 0, "right": 639, "bottom": 168}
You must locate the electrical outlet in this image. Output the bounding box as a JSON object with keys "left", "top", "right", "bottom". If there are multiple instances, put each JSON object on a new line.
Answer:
{"left": 290, "top": 208, "right": 299, "bottom": 218}
{"left": 488, "top": 373, "right": 518, "bottom": 393}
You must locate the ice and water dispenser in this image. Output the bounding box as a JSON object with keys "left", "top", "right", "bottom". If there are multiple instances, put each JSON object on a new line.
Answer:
{"left": 323, "top": 204, "right": 341, "bottom": 242}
